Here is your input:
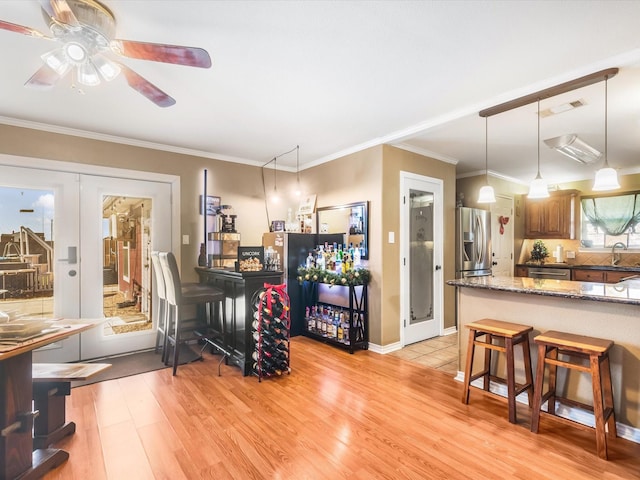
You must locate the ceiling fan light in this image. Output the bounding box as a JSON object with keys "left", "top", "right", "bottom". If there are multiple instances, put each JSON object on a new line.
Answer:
{"left": 41, "top": 49, "right": 71, "bottom": 76}
{"left": 64, "top": 43, "right": 87, "bottom": 63}
{"left": 528, "top": 175, "right": 550, "bottom": 199}
{"left": 76, "top": 62, "right": 100, "bottom": 86}
{"left": 477, "top": 185, "right": 496, "bottom": 204}
{"left": 92, "top": 55, "right": 121, "bottom": 81}
{"left": 593, "top": 165, "right": 620, "bottom": 191}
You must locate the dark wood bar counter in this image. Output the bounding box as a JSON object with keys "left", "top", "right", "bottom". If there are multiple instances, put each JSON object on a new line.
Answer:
{"left": 195, "top": 267, "right": 283, "bottom": 376}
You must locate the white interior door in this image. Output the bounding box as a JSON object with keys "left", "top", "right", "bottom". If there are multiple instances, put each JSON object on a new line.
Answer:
{"left": 400, "top": 172, "right": 443, "bottom": 345}
{"left": 79, "top": 175, "right": 172, "bottom": 360}
{"left": 490, "top": 195, "right": 514, "bottom": 277}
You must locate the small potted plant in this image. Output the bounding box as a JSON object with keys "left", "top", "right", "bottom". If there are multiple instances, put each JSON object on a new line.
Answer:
{"left": 530, "top": 240, "right": 549, "bottom": 265}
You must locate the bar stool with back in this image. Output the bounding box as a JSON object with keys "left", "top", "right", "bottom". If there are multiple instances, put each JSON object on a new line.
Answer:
{"left": 150, "top": 251, "right": 170, "bottom": 363}
{"left": 158, "top": 251, "right": 229, "bottom": 375}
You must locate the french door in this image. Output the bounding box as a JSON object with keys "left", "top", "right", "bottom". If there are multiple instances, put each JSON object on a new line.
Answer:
{"left": 0, "top": 157, "right": 175, "bottom": 362}
{"left": 400, "top": 172, "right": 443, "bottom": 345}
{"left": 78, "top": 175, "right": 172, "bottom": 359}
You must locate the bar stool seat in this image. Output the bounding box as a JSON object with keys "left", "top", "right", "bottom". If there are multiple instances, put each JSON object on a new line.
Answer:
{"left": 531, "top": 330, "right": 616, "bottom": 460}
{"left": 462, "top": 318, "right": 534, "bottom": 424}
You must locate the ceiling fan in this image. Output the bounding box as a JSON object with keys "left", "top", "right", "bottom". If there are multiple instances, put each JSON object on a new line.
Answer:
{"left": 0, "top": 0, "right": 212, "bottom": 107}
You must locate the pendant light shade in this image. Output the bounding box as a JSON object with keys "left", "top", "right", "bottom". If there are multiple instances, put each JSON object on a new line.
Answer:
{"left": 477, "top": 117, "right": 496, "bottom": 204}
{"left": 593, "top": 77, "right": 620, "bottom": 191}
{"left": 528, "top": 99, "right": 549, "bottom": 199}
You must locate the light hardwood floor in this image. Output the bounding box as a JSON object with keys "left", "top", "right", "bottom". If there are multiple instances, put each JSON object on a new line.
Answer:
{"left": 46, "top": 336, "right": 640, "bottom": 479}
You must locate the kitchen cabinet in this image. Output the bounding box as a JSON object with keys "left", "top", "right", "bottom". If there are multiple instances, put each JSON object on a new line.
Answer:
{"left": 572, "top": 268, "right": 605, "bottom": 282}
{"left": 572, "top": 268, "right": 638, "bottom": 284}
{"left": 515, "top": 266, "right": 528, "bottom": 277}
{"left": 605, "top": 270, "right": 638, "bottom": 283}
{"left": 524, "top": 190, "right": 579, "bottom": 239}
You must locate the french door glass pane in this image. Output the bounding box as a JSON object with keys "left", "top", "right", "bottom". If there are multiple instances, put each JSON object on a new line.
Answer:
{"left": 0, "top": 186, "right": 54, "bottom": 319}
{"left": 101, "top": 195, "right": 152, "bottom": 336}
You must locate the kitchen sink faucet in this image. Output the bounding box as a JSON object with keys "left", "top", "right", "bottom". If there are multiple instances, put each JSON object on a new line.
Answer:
{"left": 611, "top": 242, "right": 627, "bottom": 265}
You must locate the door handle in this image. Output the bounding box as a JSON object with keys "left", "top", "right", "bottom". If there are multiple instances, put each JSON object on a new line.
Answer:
{"left": 492, "top": 261, "right": 498, "bottom": 266}
{"left": 435, "top": 265, "right": 442, "bottom": 270}
{"left": 58, "top": 246, "right": 77, "bottom": 265}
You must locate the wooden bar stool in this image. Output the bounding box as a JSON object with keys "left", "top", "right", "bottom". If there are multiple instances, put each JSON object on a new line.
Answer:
{"left": 462, "top": 318, "right": 534, "bottom": 424}
{"left": 531, "top": 330, "right": 616, "bottom": 460}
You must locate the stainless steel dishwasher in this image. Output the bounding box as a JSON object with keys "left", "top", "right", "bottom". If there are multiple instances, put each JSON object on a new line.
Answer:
{"left": 527, "top": 267, "right": 571, "bottom": 280}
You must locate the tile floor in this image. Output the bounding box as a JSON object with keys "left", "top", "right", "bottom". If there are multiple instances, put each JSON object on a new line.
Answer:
{"left": 389, "top": 332, "right": 459, "bottom": 375}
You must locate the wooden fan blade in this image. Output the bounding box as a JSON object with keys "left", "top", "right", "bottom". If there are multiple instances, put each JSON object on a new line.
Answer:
{"left": 40, "top": 0, "right": 80, "bottom": 27}
{"left": 24, "top": 64, "right": 64, "bottom": 89}
{"left": 0, "top": 19, "right": 49, "bottom": 38}
{"left": 112, "top": 39, "right": 212, "bottom": 68}
{"left": 119, "top": 64, "right": 176, "bottom": 107}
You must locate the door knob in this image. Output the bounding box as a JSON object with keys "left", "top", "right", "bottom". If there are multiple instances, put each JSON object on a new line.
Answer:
{"left": 435, "top": 265, "right": 442, "bottom": 270}
{"left": 492, "top": 261, "right": 498, "bottom": 266}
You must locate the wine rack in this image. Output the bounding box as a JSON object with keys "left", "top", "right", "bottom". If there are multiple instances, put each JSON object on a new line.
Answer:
{"left": 251, "top": 283, "right": 291, "bottom": 382}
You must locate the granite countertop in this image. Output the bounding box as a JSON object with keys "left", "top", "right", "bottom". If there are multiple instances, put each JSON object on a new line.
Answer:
{"left": 447, "top": 276, "right": 640, "bottom": 306}
{"left": 517, "top": 263, "right": 640, "bottom": 272}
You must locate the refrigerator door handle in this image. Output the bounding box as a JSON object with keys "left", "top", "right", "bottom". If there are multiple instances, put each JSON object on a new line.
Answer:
{"left": 475, "top": 215, "right": 484, "bottom": 264}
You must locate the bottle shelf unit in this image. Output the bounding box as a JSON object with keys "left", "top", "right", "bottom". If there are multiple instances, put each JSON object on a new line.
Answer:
{"left": 300, "top": 280, "right": 368, "bottom": 354}
{"left": 251, "top": 284, "right": 291, "bottom": 382}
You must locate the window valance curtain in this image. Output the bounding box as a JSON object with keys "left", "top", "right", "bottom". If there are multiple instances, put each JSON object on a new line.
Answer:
{"left": 581, "top": 193, "right": 640, "bottom": 236}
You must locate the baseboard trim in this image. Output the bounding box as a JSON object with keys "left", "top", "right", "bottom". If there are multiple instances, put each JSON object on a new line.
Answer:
{"left": 456, "top": 372, "right": 640, "bottom": 445}
{"left": 368, "top": 341, "right": 400, "bottom": 354}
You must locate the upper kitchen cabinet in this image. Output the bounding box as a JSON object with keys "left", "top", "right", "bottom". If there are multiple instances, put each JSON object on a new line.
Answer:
{"left": 524, "top": 190, "right": 579, "bottom": 239}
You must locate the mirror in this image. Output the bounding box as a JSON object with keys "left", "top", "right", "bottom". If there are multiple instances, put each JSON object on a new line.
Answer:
{"left": 317, "top": 201, "right": 369, "bottom": 259}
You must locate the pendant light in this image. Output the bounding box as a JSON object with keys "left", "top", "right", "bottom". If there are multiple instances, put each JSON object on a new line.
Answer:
{"left": 477, "top": 117, "right": 496, "bottom": 203}
{"left": 593, "top": 77, "right": 620, "bottom": 191}
{"left": 528, "top": 99, "right": 549, "bottom": 199}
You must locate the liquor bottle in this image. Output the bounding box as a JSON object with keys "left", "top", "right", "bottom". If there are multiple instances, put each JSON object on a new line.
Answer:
{"left": 353, "top": 243, "right": 361, "bottom": 267}
{"left": 343, "top": 314, "right": 350, "bottom": 345}
{"left": 321, "top": 308, "right": 328, "bottom": 337}
{"left": 316, "top": 246, "right": 326, "bottom": 270}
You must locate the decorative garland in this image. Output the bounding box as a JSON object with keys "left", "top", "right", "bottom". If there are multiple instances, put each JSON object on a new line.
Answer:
{"left": 297, "top": 266, "right": 370, "bottom": 287}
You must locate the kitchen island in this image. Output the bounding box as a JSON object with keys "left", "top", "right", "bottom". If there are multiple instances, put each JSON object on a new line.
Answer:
{"left": 447, "top": 276, "right": 640, "bottom": 441}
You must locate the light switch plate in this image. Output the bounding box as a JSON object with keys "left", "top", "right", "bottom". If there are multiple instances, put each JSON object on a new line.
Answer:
{"left": 182, "top": 234, "right": 190, "bottom": 245}
{"left": 388, "top": 231, "right": 395, "bottom": 244}
{"left": 566, "top": 250, "right": 575, "bottom": 259}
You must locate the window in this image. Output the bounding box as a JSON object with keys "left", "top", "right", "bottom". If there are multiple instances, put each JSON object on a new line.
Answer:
{"left": 580, "top": 192, "right": 640, "bottom": 248}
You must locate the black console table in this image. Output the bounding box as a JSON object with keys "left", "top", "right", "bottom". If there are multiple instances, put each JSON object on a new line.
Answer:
{"left": 195, "top": 267, "right": 283, "bottom": 375}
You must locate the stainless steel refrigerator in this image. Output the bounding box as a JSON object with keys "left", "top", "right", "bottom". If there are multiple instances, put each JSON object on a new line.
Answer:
{"left": 262, "top": 232, "right": 344, "bottom": 336}
{"left": 455, "top": 207, "right": 492, "bottom": 278}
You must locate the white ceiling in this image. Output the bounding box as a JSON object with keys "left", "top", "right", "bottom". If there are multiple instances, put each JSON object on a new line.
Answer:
{"left": 1, "top": 1, "right": 640, "bottom": 185}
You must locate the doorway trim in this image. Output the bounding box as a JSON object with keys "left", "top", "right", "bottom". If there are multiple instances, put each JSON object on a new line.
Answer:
{"left": 399, "top": 171, "right": 444, "bottom": 347}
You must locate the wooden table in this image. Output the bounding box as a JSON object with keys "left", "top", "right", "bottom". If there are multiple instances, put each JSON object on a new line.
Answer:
{"left": 0, "top": 320, "right": 101, "bottom": 480}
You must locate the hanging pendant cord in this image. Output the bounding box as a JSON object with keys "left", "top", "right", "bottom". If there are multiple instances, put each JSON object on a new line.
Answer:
{"left": 537, "top": 98, "right": 541, "bottom": 176}
{"left": 485, "top": 117, "right": 489, "bottom": 181}
{"left": 604, "top": 78, "right": 609, "bottom": 167}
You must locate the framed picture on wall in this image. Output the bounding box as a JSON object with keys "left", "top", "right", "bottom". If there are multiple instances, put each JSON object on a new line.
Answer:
{"left": 200, "top": 195, "right": 221, "bottom": 215}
